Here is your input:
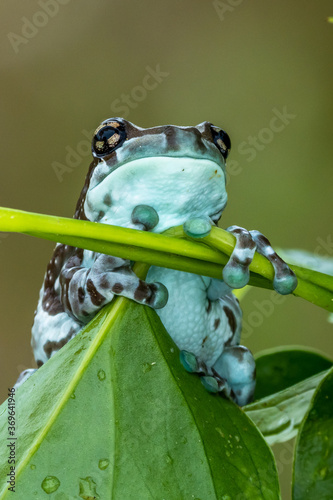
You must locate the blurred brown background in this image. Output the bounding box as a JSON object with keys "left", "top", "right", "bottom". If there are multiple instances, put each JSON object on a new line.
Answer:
{"left": 0, "top": 1, "right": 332, "bottom": 498}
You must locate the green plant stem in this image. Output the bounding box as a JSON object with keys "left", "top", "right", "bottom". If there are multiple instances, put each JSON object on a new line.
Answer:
{"left": 0, "top": 206, "right": 332, "bottom": 312}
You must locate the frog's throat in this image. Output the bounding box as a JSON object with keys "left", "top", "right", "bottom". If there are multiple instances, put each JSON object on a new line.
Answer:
{"left": 85, "top": 156, "right": 227, "bottom": 233}
{"left": 91, "top": 154, "right": 226, "bottom": 190}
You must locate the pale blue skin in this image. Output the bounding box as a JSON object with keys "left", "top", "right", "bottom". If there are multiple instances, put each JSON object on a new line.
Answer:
{"left": 16, "top": 118, "right": 297, "bottom": 406}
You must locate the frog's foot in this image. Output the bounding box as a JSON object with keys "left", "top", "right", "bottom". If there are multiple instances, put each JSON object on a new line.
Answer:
{"left": 14, "top": 368, "right": 37, "bottom": 389}
{"left": 180, "top": 350, "right": 208, "bottom": 374}
{"left": 180, "top": 350, "right": 227, "bottom": 393}
{"left": 212, "top": 346, "right": 256, "bottom": 406}
{"left": 249, "top": 230, "right": 298, "bottom": 295}
{"left": 180, "top": 346, "right": 256, "bottom": 406}
{"left": 60, "top": 254, "right": 168, "bottom": 323}
{"left": 88, "top": 273, "right": 168, "bottom": 312}
{"left": 131, "top": 205, "right": 159, "bottom": 231}
{"left": 224, "top": 226, "right": 297, "bottom": 294}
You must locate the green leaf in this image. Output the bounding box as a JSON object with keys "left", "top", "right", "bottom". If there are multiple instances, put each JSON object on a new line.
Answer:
{"left": 245, "top": 369, "right": 330, "bottom": 445}
{"left": 254, "top": 347, "right": 333, "bottom": 399}
{"left": 0, "top": 206, "right": 333, "bottom": 311}
{"left": 292, "top": 367, "right": 333, "bottom": 499}
{"left": 278, "top": 249, "right": 333, "bottom": 276}
{"left": 0, "top": 300, "right": 280, "bottom": 499}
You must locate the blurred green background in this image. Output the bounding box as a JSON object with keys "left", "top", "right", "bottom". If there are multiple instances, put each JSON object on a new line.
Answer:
{"left": 0, "top": 1, "right": 332, "bottom": 497}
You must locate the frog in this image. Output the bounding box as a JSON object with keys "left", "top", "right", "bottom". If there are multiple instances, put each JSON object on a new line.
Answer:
{"left": 15, "top": 118, "right": 297, "bottom": 406}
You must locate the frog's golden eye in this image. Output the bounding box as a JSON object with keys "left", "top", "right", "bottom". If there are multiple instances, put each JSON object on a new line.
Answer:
{"left": 92, "top": 121, "right": 126, "bottom": 157}
{"left": 211, "top": 126, "right": 231, "bottom": 160}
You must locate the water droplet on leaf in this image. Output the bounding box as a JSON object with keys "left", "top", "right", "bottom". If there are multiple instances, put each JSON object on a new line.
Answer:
{"left": 97, "top": 369, "right": 106, "bottom": 381}
{"left": 41, "top": 476, "right": 60, "bottom": 494}
{"left": 143, "top": 362, "right": 152, "bottom": 373}
{"left": 98, "top": 459, "right": 109, "bottom": 470}
{"left": 215, "top": 427, "right": 225, "bottom": 438}
{"left": 79, "top": 476, "right": 99, "bottom": 499}
{"left": 319, "top": 466, "right": 328, "bottom": 479}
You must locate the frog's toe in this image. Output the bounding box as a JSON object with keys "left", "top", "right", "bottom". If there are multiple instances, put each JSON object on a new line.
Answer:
{"left": 273, "top": 270, "right": 298, "bottom": 295}
{"left": 201, "top": 376, "right": 221, "bottom": 393}
{"left": 224, "top": 226, "right": 256, "bottom": 289}
{"left": 183, "top": 217, "right": 212, "bottom": 238}
{"left": 212, "top": 346, "right": 256, "bottom": 406}
{"left": 14, "top": 368, "right": 37, "bottom": 389}
{"left": 180, "top": 350, "right": 199, "bottom": 373}
{"left": 131, "top": 204, "right": 159, "bottom": 230}
{"left": 179, "top": 350, "right": 209, "bottom": 376}
{"left": 148, "top": 282, "right": 169, "bottom": 309}
{"left": 222, "top": 264, "right": 250, "bottom": 289}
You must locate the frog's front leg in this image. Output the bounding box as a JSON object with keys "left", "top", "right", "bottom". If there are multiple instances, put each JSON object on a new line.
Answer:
{"left": 183, "top": 219, "right": 297, "bottom": 294}
{"left": 60, "top": 253, "right": 168, "bottom": 323}
{"left": 223, "top": 225, "right": 298, "bottom": 294}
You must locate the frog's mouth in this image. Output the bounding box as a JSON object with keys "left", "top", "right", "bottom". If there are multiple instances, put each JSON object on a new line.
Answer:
{"left": 85, "top": 156, "right": 227, "bottom": 232}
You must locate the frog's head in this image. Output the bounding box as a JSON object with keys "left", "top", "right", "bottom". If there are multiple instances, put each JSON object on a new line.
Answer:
{"left": 77, "top": 118, "right": 231, "bottom": 232}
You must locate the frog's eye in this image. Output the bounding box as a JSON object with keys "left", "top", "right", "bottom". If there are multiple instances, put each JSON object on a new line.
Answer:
{"left": 211, "top": 127, "right": 231, "bottom": 160}
{"left": 92, "top": 121, "right": 126, "bottom": 157}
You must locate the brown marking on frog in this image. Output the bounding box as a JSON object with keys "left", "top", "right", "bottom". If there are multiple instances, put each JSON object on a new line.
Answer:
{"left": 103, "top": 193, "right": 112, "bottom": 206}
{"left": 214, "top": 318, "right": 221, "bottom": 330}
{"left": 42, "top": 244, "right": 80, "bottom": 315}
{"left": 43, "top": 328, "right": 77, "bottom": 358}
{"left": 223, "top": 306, "right": 236, "bottom": 333}
{"left": 112, "top": 282, "right": 124, "bottom": 294}
{"left": 78, "top": 287, "right": 85, "bottom": 303}
{"left": 97, "top": 210, "right": 105, "bottom": 221}
{"left": 134, "top": 281, "right": 151, "bottom": 302}
{"left": 86, "top": 278, "right": 106, "bottom": 306}
{"left": 229, "top": 347, "right": 246, "bottom": 362}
